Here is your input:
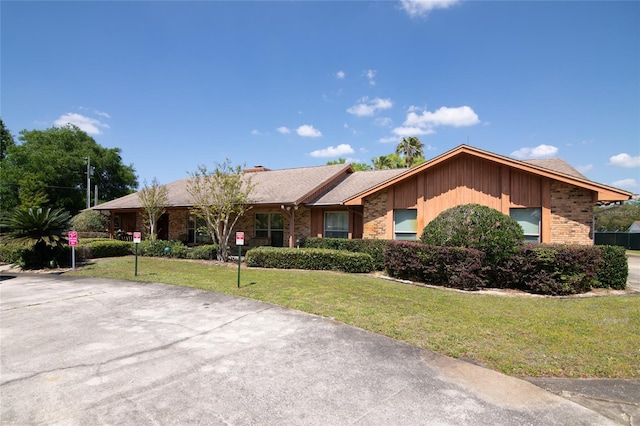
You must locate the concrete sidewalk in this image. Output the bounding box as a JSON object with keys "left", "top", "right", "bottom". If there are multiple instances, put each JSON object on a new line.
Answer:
{"left": 0, "top": 274, "right": 631, "bottom": 425}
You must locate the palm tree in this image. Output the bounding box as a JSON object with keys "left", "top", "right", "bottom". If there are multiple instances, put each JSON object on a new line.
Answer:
{"left": 1, "top": 207, "right": 71, "bottom": 268}
{"left": 395, "top": 136, "right": 425, "bottom": 168}
{"left": 372, "top": 155, "right": 393, "bottom": 170}
{"left": 372, "top": 154, "right": 406, "bottom": 170}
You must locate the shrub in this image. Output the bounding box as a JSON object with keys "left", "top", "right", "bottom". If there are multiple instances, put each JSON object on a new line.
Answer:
{"left": 596, "top": 245, "right": 628, "bottom": 290}
{"left": 301, "top": 237, "right": 387, "bottom": 270}
{"left": 71, "top": 210, "right": 109, "bottom": 232}
{"left": 80, "top": 239, "right": 133, "bottom": 259}
{"left": 385, "top": 240, "right": 486, "bottom": 290}
{"left": 246, "top": 247, "right": 375, "bottom": 273}
{"left": 420, "top": 204, "right": 524, "bottom": 267}
{"left": 0, "top": 243, "right": 25, "bottom": 265}
{"left": 494, "top": 244, "right": 603, "bottom": 295}
{"left": 187, "top": 244, "right": 219, "bottom": 260}
{"left": 138, "top": 240, "right": 189, "bottom": 258}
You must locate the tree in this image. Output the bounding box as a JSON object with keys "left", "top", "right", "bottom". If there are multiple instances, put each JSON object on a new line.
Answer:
{"left": 186, "top": 160, "right": 255, "bottom": 262}
{"left": 0, "top": 207, "right": 71, "bottom": 268}
{"left": 0, "top": 119, "right": 17, "bottom": 213}
{"left": 325, "top": 158, "right": 372, "bottom": 171}
{"left": 0, "top": 118, "right": 15, "bottom": 161}
{"left": 0, "top": 125, "right": 138, "bottom": 215}
{"left": 395, "top": 136, "right": 425, "bottom": 168}
{"left": 594, "top": 200, "right": 640, "bottom": 231}
{"left": 138, "top": 177, "right": 168, "bottom": 241}
{"left": 372, "top": 154, "right": 405, "bottom": 170}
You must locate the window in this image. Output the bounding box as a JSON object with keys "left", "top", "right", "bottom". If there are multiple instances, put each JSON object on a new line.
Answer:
{"left": 255, "top": 213, "right": 284, "bottom": 247}
{"left": 394, "top": 209, "right": 417, "bottom": 240}
{"left": 188, "top": 216, "right": 213, "bottom": 244}
{"left": 510, "top": 208, "right": 541, "bottom": 243}
{"left": 324, "top": 212, "right": 349, "bottom": 239}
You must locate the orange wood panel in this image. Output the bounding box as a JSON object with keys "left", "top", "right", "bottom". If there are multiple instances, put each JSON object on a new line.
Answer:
{"left": 541, "top": 178, "right": 551, "bottom": 243}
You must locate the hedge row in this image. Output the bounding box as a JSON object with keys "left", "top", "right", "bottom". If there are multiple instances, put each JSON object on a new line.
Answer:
{"left": 385, "top": 241, "right": 628, "bottom": 295}
{"left": 74, "top": 239, "right": 219, "bottom": 261}
{"left": 77, "top": 240, "right": 133, "bottom": 259}
{"left": 301, "top": 237, "right": 387, "bottom": 270}
{"left": 245, "top": 246, "right": 375, "bottom": 273}
{"left": 0, "top": 244, "right": 78, "bottom": 269}
{"left": 385, "top": 241, "right": 486, "bottom": 290}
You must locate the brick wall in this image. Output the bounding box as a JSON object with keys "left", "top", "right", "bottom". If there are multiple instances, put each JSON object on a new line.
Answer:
{"left": 168, "top": 210, "right": 189, "bottom": 242}
{"left": 293, "top": 207, "right": 311, "bottom": 241}
{"left": 363, "top": 191, "right": 388, "bottom": 239}
{"left": 550, "top": 182, "right": 594, "bottom": 245}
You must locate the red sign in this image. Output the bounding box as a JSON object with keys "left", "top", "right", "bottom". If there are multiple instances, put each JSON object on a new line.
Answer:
{"left": 68, "top": 231, "right": 78, "bottom": 246}
{"left": 236, "top": 231, "right": 245, "bottom": 246}
{"left": 133, "top": 232, "right": 142, "bottom": 243}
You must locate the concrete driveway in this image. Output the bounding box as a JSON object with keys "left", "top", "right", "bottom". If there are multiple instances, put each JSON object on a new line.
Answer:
{"left": 0, "top": 274, "right": 619, "bottom": 425}
{"left": 627, "top": 255, "right": 640, "bottom": 292}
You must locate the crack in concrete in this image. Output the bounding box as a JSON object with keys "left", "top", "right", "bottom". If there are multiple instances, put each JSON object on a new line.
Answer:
{"left": 1, "top": 291, "right": 107, "bottom": 311}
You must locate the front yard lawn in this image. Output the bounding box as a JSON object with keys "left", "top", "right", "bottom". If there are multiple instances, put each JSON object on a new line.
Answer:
{"left": 69, "top": 256, "right": 640, "bottom": 379}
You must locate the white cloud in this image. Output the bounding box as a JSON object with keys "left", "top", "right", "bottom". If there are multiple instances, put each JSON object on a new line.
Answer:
{"left": 364, "top": 69, "right": 376, "bottom": 86}
{"left": 347, "top": 97, "right": 393, "bottom": 117}
{"left": 276, "top": 126, "right": 291, "bottom": 134}
{"left": 379, "top": 136, "right": 401, "bottom": 144}
{"left": 392, "top": 126, "right": 436, "bottom": 137}
{"left": 296, "top": 124, "right": 322, "bottom": 138}
{"left": 374, "top": 117, "right": 393, "bottom": 127}
{"left": 405, "top": 106, "right": 480, "bottom": 127}
{"left": 576, "top": 164, "right": 593, "bottom": 174}
{"left": 400, "top": 0, "right": 461, "bottom": 18}
{"left": 511, "top": 144, "right": 559, "bottom": 159}
{"left": 54, "top": 113, "right": 110, "bottom": 135}
{"left": 94, "top": 110, "right": 111, "bottom": 118}
{"left": 309, "top": 144, "right": 355, "bottom": 158}
{"left": 336, "top": 70, "right": 345, "bottom": 79}
{"left": 612, "top": 178, "right": 638, "bottom": 189}
{"left": 608, "top": 153, "right": 640, "bottom": 168}
{"left": 251, "top": 129, "right": 260, "bottom": 135}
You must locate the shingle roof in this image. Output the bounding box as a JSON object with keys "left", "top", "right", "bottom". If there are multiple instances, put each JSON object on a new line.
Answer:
{"left": 246, "top": 163, "right": 350, "bottom": 204}
{"left": 308, "top": 168, "right": 408, "bottom": 205}
{"left": 93, "top": 164, "right": 351, "bottom": 210}
{"left": 521, "top": 158, "right": 587, "bottom": 179}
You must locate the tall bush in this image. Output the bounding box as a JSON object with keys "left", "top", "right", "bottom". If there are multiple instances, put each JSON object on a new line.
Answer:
{"left": 596, "top": 245, "right": 628, "bottom": 290}
{"left": 71, "top": 210, "right": 109, "bottom": 232}
{"left": 420, "top": 204, "right": 524, "bottom": 267}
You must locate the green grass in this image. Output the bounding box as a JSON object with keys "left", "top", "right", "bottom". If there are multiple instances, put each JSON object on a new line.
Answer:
{"left": 69, "top": 256, "right": 640, "bottom": 379}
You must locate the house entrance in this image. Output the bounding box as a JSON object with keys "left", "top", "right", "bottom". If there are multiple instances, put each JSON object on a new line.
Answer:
{"left": 157, "top": 214, "right": 169, "bottom": 241}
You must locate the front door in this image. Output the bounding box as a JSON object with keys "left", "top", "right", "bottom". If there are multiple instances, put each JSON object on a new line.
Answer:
{"left": 157, "top": 214, "right": 169, "bottom": 241}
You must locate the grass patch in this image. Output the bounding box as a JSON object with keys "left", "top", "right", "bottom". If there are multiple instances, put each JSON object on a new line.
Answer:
{"left": 69, "top": 256, "right": 640, "bottom": 378}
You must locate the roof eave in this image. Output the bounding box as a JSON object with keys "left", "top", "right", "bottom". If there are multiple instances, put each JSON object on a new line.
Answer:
{"left": 343, "top": 144, "right": 633, "bottom": 204}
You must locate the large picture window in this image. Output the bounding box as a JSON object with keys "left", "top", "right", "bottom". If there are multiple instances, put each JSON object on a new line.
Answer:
{"left": 324, "top": 211, "right": 349, "bottom": 239}
{"left": 394, "top": 209, "right": 417, "bottom": 240}
{"left": 510, "top": 208, "right": 541, "bottom": 243}
{"left": 255, "top": 213, "right": 284, "bottom": 247}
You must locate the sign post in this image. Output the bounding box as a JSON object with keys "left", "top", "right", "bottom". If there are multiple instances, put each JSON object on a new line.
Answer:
{"left": 235, "top": 232, "right": 244, "bottom": 288}
{"left": 68, "top": 231, "right": 78, "bottom": 270}
{"left": 133, "top": 232, "right": 142, "bottom": 276}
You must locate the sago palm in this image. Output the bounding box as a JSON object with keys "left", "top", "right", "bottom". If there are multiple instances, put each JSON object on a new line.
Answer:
{"left": 1, "top": 207, "right": 71, "bottom": 249}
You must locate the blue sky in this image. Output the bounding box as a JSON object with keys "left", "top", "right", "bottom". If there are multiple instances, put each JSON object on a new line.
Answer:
{"left": 2, "top": 0, "right": 639, "bottom": 193}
